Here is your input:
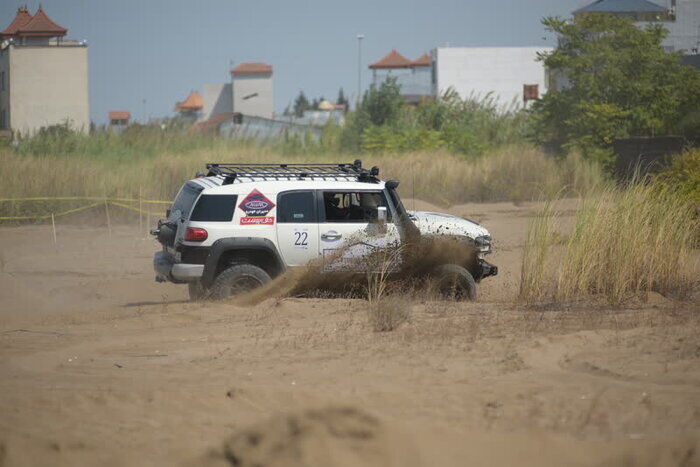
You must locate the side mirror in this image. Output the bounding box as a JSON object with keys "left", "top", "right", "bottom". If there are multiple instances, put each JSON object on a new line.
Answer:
{"left": 166, "top": 209, "right": 171, "bottom": 218}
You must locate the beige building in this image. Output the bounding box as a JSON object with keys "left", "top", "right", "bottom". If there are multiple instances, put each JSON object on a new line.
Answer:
{"left": 231, "top": 62, "right": 273, "bottom": 119}
{"left": 0, "top": 6, "right": 89, "bottom": 136}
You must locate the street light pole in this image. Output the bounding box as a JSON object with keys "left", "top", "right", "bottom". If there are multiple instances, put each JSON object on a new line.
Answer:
{"left": 357, "top": 34, "right": 364, "bottom": 108}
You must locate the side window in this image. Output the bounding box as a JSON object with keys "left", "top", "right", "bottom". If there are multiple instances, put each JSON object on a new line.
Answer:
{"left": 322, "top": 191, "right": 391, "bottom": 223}
{"left": 190, "top": 195, "right": 237, "bottom": 222}
{"left": 277, "top": 191, "right": 316, "bottom": 223}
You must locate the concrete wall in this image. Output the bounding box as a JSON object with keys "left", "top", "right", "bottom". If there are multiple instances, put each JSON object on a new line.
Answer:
{"left": 0, "top": 49, "right": 9, "bottom": 130}
{"left": 220, "top": 114, "right": 324, "bottom": 141}
{"left": 7, "top": 44, "right": 89, "bottom": 135}
{"left": 202, "top": 82, "right": 232, "bottom": 121}
{"left": 232, "top": 74, "right": 273, "bottom": 119}
{"left": 434, "top": 47, "right": 552, "bottom": 107}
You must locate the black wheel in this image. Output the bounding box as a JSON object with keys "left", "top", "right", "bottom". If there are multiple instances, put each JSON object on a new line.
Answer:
{"left": 208, "top": 264, "right": 271, "bottom": 300}
{"left": 434, "top": 264, "right": 477, "bottom": 301}
{"left": 188, "top": 280, "right": 207, "bottom": 301}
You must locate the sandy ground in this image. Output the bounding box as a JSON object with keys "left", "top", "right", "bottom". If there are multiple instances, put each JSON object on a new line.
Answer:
{"left": 0, "top": 200, "right": 699, "bottom": 466}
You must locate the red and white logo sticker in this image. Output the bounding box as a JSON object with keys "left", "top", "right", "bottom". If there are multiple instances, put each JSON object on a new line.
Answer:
{"left": 238, "top": 189, "right": 275, "bottom": 225}
{"left": 240, "top": 216, "right": 275, "bottom": 225}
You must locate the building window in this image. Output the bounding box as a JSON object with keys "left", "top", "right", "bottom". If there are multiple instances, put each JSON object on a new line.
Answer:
{"left": 0, "top": 110, "right": 6, "bottom": 129}
{"left": 0, "top": 71, "right": 5, "bottom": 91}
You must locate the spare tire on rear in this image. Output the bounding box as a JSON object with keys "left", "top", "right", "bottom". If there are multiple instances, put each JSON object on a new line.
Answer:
{"left": 208, "top": 264, "right": 271, "bottom": 300}
{"left": 433, "top": 264, "right": 477, "bottom": 301}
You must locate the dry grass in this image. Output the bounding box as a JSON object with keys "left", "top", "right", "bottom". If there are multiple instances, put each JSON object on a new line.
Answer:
{"left": 519, "top": 182, "right": 700, "bottom": 306}
{"left": 0, "top": 145, "right": 605, "bottom": 219}
{"left": 364, "top": 247, "right": 411, "bottom": 332}
{"left": 382, "top": 147, "right": 605, "bottom": 205}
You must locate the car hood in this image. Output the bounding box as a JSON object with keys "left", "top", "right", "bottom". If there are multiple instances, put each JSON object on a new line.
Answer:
{"left": 408, "top": 211, "right": 489, "bottom": 239}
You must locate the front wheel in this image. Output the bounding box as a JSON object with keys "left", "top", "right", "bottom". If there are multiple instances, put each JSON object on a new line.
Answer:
{"left": 208, "top": 264, "right": 271, "bottom": 300}
{"left": 433, "top": 264, "right": 477, "bottom": 301}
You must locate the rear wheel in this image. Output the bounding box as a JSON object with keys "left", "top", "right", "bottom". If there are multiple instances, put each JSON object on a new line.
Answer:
{"left": 434, "top": 264, "right": 477, "bottom": 301}
{"left": 208, "top": 264, "right": 271, "bottom": 300}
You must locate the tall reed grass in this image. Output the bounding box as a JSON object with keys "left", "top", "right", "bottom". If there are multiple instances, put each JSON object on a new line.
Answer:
{"left": 519, "top": 182, "right": 699, "bottom": 306}
{"left": 0, "top": 144, "right": 606, "bottom": 219}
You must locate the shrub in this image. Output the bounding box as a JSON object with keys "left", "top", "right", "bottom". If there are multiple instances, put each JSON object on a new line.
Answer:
{"left": 654, "top": 149, "right": 700, "bottom": 205}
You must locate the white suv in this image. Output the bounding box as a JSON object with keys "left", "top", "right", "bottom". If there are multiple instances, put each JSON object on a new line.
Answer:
{"left": 152, "top": 161, "right": 497, "bottom": 300}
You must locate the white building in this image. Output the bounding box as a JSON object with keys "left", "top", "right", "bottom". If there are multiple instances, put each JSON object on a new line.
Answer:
{"left": 202, "top": 83, "right": 232, "bottom": 122}
{"left": 573, "top": 0, "right": 700, "bottom": 53}
{"left": 195, "top": 61, "right": 273, "bottom": 124}
{"left": 0, "top": 6, "right": 89, "bottom": 135}
{"left": 432, "top": 47, "right": 552, "bottom": 107}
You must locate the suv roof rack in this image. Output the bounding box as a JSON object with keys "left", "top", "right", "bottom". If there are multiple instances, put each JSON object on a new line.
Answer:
{"left": 204, "top": 160, "right": 380, "bottom": 185}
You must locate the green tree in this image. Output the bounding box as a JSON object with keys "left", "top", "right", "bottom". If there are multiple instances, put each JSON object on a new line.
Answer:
{"left": 531, "top": 14, "right": 700, "bottom": 163}
{"left": 336, "top": 88, "right": 348, "bottom": 109}
{"left": 339, "top": 77, "right": 405, "bottom": 151}
{"left": 357, "top": 77, "right": 404, "bottom": 127}
{"left": 293, "top": 91, "right": 310, "bottom": 118}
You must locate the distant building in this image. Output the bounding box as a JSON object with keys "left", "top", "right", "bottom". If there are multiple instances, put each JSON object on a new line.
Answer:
{"left": 0, "top": 6, "right": 89, "bottom": 135}
{"left": 433, "top": 47, "right": 552, "bottom": 106}
{"left": 231, "top": 62, "right": 274, "bottom": 119}
{"left": 201, "top": 83, "right": 232, "bottom": 122}
{"left": 573, "top": 0, "right": 700, "bottom": 53}
{"left": 174, "top": 91, "right": 203, "bottom": 122}
{"left": 369, "top": 50, "right": 432, "bottom": 104}
{"left": 108, "top": 111, "right": 130, "bottom": 129}
{"left": 369, "top": 47, "right": 551, "bottom": 106}
{"left": 185, "top": 61, "right": 274, "bottom": 126}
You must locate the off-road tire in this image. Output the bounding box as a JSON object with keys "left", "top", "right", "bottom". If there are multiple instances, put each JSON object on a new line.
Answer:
{"left": 208, "top": 264, "right": 271, "bottom": 300}
{"left": 188, "top": 280, "right": 207, "bottom": 301}
{"left": 434, "top": 264, "right": 477, "bottom": 301}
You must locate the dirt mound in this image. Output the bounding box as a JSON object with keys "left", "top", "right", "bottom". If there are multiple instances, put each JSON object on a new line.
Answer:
{"left": 218, "top": 407, "right": 388, "bottom": 467}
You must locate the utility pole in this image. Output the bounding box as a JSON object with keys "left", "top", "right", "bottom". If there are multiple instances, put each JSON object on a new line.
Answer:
{"left": 357, "top": 34, "right": 364, "bottom": 109}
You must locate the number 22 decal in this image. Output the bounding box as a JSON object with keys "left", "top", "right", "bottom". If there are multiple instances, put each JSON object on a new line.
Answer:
{"left": 294, "top": 231, "right": 308, "bottom": 247}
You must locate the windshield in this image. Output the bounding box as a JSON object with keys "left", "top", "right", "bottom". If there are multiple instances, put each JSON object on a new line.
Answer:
{"left": 170, "top": 182, "right": 203, "bottom": 220}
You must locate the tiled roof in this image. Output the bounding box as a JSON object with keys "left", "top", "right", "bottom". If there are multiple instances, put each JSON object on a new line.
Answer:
{"left": 108, "top": 111, "right": 131, "bottom": 120}
{"left": 369, "top": 49, "right": 412, "bottom": 69}
{"left": 176, "top": 91, "right": 203, "bottom": 111}
{"left": 411, "top": 53, "right": 431, "bottom": 68}
{"left": 574, "top": 0, "right": 666, "bottom": 14}
{"left": 16, "top": 7, "right": 67, "bottom": 37}
{"left": 0, "top": 7, "right": 33, "bottom": 39}
{"left": 231, "top": 62, "right": 273, "bottom": 76}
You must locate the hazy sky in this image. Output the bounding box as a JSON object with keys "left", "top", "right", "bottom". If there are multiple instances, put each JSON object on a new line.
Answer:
{"left": 1, "top": 0, "right": 590, "bottom": 124}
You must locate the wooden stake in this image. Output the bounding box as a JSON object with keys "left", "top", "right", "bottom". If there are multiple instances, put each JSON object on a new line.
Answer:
{"left": 138, "top": 186, "right": 143, "bottom": 234}
{"left": 51, "top": 213, "right": 57, "bottom": 248}
{"left": 105, "top": 200, "right": 112, "bottom": 238}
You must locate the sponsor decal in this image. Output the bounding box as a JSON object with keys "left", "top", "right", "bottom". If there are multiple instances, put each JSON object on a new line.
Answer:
{"left": 241, "top": 216, "right": 275, "bottom": 225}
{"left": 238, "top": 189, "right": 276, "bottom": 225}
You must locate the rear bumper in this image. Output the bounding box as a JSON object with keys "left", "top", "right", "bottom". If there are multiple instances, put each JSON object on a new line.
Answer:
{"left": 153, "top": 251, "right": 204, "bottom": 283}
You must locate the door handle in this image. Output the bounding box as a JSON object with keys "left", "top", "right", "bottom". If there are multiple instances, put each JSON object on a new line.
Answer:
{"left": 321, "top": 231, "right": 342, "bottom": 240}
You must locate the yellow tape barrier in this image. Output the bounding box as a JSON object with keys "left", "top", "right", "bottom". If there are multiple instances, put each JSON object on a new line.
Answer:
{"left": 0, "top": 197, "right": 170, "bottom": 221}
{"left": 0, "top": 197, "right": 170, "bottom": 204}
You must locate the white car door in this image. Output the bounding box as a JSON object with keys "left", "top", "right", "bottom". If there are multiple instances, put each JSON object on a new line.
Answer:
{"left": 275, "top": 190, "right": 320, "bottom": 266}
{"left": 317, "top": 190, "right": 400, "bottom": 270}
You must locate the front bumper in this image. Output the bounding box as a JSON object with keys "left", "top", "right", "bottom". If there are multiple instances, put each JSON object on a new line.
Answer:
{"left": 474, "top": 259, "right": 498, "bottom": 282}
{"left": 153, "top": 251, "right": 204, "bottom": 283}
